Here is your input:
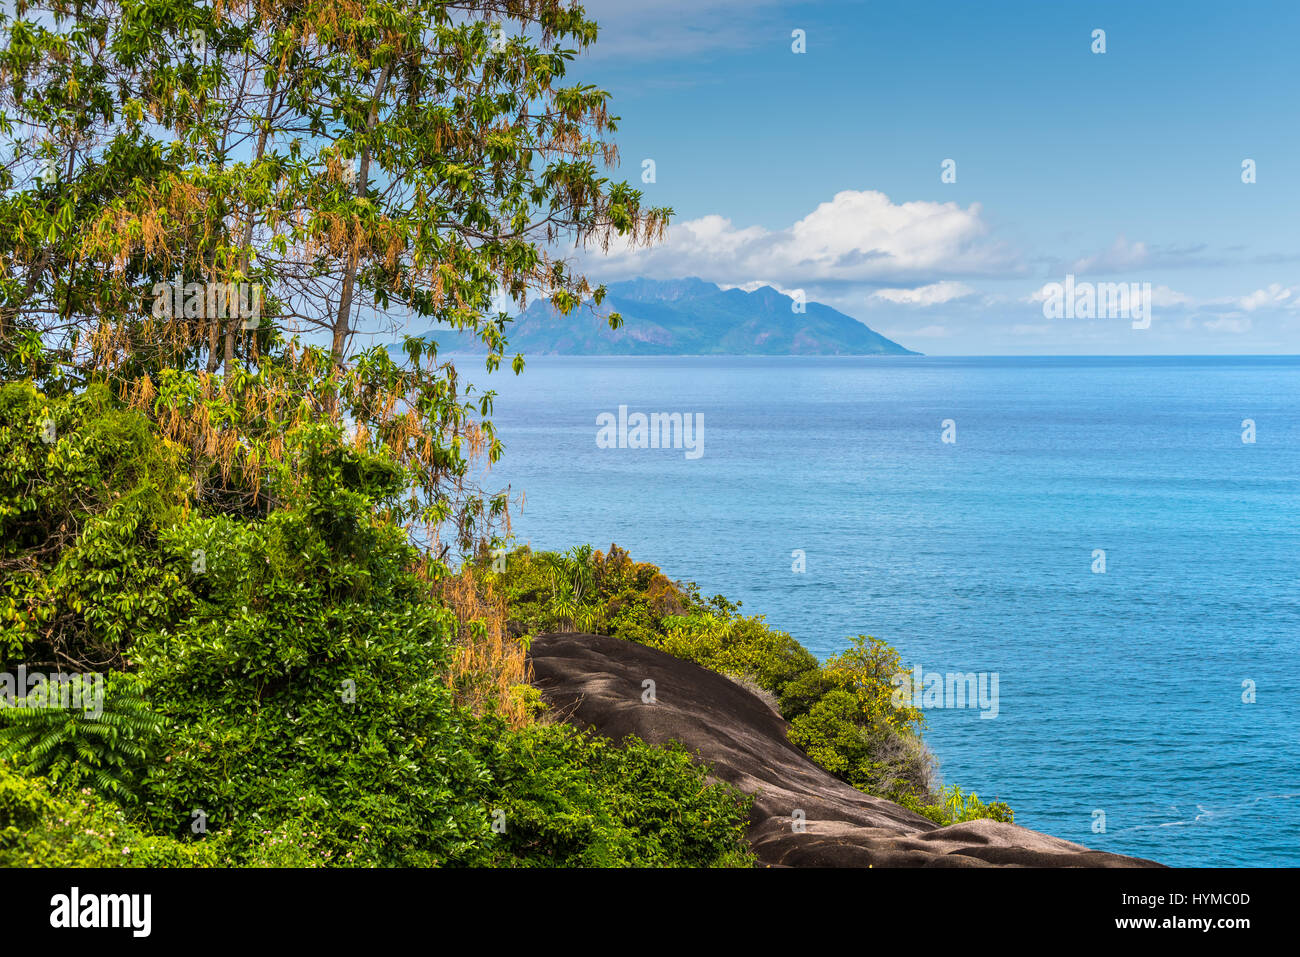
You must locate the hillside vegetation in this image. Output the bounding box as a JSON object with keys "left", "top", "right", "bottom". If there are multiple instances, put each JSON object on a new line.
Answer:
{"left": 0, "top": 383, "right": 755, "bottom": 867}
{"left": 478, "top": 544, "right": 1012, "bottom": 827}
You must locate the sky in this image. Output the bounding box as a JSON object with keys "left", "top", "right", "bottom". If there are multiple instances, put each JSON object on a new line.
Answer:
{"left": 555, "top": 0, "right": 1300, "bottom": 355}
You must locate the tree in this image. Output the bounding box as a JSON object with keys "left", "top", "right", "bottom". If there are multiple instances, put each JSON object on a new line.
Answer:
{"left": 0, "top": 0, "right": 668, "bottom": 553}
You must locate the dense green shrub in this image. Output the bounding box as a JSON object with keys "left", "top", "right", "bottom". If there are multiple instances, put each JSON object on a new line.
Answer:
{"left": 0, "top": 389, "right": 755, "bottom": 867}
{"left": 133, "top": 515, "right": 493, "bottom": 864}
{"left": 0, "top": 763, "right": 222, "bottom": 868}
{"left": 0, "top": 672, "right": 162, "bottom": 800}
{"left": 782, "top": 636, "right": 932, "bottom": 802}
{"left": 133, "top": 430, "right": 752, "bottom": 865}
{"left": 468, "top": 720, "right": 753, "bottom": 867}
{"left": 486, "top": 545, "right": 1013, "bottom": 825}
{"left": 657, "top": 613, "right": 819, "bottom": 698}
{"left": 0, "top": 382, "right": 191, "bottom": 669}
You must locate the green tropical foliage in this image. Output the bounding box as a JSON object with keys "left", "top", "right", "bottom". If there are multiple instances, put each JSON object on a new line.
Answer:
{"left": 486, "top": 544, "right": 1013, "bottom": 825}
{"left": 0, "top": 0, "right": 763, "bottom": 869}
{"left": 471, "top": 722, "right": 753, "bottom": 868}
{"left": 0, "top": 0, "right": 669, "bottom": 553}
{"left": 0, "top": 673, "right": 161, "bottom": 800}
{"left": 0, "top": 761, "right": 224, "bottom": 867}
{"left": 0, "top": 391, "right": 754, "bottom": 867}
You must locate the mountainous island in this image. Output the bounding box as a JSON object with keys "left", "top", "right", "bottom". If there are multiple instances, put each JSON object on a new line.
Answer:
{"left": 411, "top": 278, "right": 920, "bottom": 356}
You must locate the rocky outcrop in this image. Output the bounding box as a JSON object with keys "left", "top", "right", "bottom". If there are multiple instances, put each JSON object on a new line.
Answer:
{"left": 528, "top": 631, "right": 1163, "bottom": 868}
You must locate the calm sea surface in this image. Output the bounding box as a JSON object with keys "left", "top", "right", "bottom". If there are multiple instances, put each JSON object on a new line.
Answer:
{"left": 463, "top": 355, "right": 1300, "bottom": 867}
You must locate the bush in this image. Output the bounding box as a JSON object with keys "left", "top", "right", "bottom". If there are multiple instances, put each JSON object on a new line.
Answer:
{"left": 0, "top": 763, "right": 221, "bottom": 867}
{"left": 0, "top": 382, "right": 191, "bottom": 669}
{"left": 466, "top": 719, "right": 753, "bottom": 867}
{"left": 1, "top": 393, "right": 756, "bottom": 867}
{"left": 899, "top": 785, "right": 1015, "bottom": 826}
{"left": 783, "top": 635, "right": 933, "bottom": 802}
{"left": 656, "top": 613, "right": 819, "bottom": 700}
{"left": 0, "top": 672, "right": 162, "bottom": 801}
{"left": 486, "top": 545, "right": 1014, "bottom": 824}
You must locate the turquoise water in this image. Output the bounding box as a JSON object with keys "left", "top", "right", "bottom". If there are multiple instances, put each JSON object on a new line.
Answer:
{"left": 467, "top": 355, "right": 1300, "bottom": 867}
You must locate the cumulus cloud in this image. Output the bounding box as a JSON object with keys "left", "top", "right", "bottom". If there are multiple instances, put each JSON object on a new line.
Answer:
{"left": 583, "top": 190, "right": 1024, "bottom": 284}
{"left": 871, "top": 281, "right": 975, "bottom": 306}
{"left": 1151, "top": 285, "right": 1195, "bottom": 308}
{"left": 1237, "top": 283, "right": 1294, "bottom": 311}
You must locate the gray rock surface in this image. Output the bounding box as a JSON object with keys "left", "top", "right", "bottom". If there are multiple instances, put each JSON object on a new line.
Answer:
{"left": 529, "top": 631, "right": 1164, "bottom": 868}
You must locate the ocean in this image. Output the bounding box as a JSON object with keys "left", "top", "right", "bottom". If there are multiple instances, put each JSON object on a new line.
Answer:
{"left": 463, "top": 354, "right": 1300, "bottom": 867}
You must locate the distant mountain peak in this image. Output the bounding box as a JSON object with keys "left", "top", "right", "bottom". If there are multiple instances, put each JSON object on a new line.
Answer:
{"left": 605, "top": 276, "right": 720, "bottom": 301}
{"left": 409, "top": 277, "right": 921, "bottom": 356}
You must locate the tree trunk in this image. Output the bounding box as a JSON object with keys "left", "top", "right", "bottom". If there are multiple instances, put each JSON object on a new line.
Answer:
{"left": 219, "top": 73, "right": 280, "bottom": 374}
{"left": 331, "top": 60, "right": 393, "bottom": 367}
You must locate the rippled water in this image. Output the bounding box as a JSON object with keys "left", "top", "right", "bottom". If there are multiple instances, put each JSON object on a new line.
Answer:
{"left": 464, "top": 355, "right": 1300, "bottom": 867}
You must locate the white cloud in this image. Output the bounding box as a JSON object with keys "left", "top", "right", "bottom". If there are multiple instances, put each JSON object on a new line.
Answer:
{"left": 719, "top": 279, "right": 801, "bottom": 298}
{"left": 1238, "top": 283, "right": 1293, "bottom": 311}
{"left": 1151, "top": 285, "right": 1195, "bottom": 308}
{"left": 871, "top": 281, "right": 975, "bottom": 306}
{"left": 585, "top": 190, "right": 1023, "bottom": 284}
{"left": 1071, "top": 235, "right": 1150, "bottom": 273}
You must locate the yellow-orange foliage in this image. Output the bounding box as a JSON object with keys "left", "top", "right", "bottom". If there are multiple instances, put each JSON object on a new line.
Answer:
{"left": 434, "top": 565, "right": 532, "bottom": 730}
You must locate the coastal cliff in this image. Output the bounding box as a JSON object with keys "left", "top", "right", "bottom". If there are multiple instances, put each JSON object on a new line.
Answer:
{"left": 530, "top": 631, "right": 1163, "bottom": 868}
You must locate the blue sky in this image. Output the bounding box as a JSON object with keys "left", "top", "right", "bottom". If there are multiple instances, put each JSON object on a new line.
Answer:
{"left": 558, "top": 0, "right": 1300, "bottom": 354}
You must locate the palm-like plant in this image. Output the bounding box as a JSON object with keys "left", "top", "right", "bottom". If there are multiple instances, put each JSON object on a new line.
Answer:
{"left": 542, "top": 545, "right": 599, "bottom": 632}
{"left": 567, "top": 545, "right": 596, "bottom": 603}
{"left": 576, "top": 603, "right": 605, "bottom": 634}
{"left": 0, "top": 674, "right": 162, "bottom": 800}
{"left": 548, "top": 576, "right": 577, "bottom": 631}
